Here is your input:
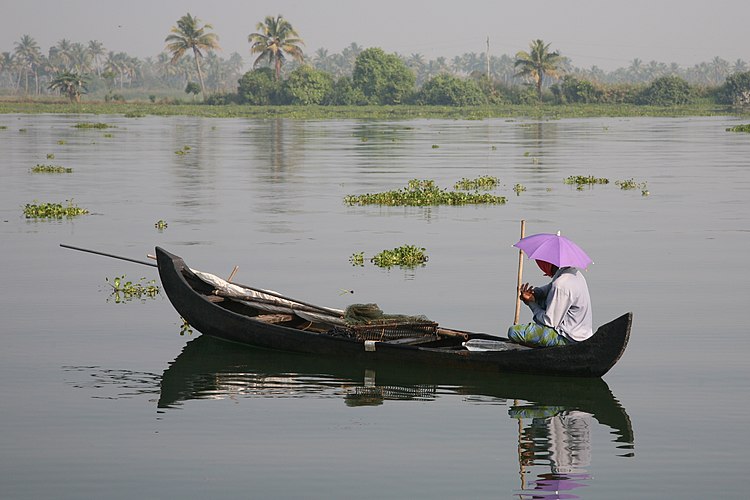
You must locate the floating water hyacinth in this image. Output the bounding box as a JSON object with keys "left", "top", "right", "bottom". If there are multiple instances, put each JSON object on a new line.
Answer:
{"left": 74, "top": 122, "right": 113, "bottom": 129}
{"left": 345, "top": 178, "right": 506, "bottom": 206}
{"left": 454, "top": 176, "right": 500, "bottom": 191}
{"left": 23, "top": 200, "right": 88, "bottom": 219}
{"left": 564, "top": 175, "right": 610, "bottom": 186}
{"left": 31, "top": 164, "right": 72, "bottom": 173}
{"left": 370, "top": 245, "right": 429, "bottom": 269}
{"left": 105, "top": 275, "right": 160, "bottom": 303}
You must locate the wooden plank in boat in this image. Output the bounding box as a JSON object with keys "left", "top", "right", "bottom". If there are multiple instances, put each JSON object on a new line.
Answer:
{"left": 254, "top": 314, "right": 294, "bottom": 324}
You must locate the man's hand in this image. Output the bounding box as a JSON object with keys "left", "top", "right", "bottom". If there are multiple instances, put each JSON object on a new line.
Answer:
{"left": 519, "top": 283, "right": 536, "bottom": 304}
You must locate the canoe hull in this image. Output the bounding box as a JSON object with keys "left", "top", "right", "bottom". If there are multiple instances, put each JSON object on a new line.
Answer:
{"left": 156, "top": 247, "right": 631, "bottom": 378}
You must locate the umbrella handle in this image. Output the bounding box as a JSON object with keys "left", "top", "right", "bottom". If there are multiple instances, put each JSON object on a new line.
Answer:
{"left": 514, "top": 220, "right": 526, "bottom": 325}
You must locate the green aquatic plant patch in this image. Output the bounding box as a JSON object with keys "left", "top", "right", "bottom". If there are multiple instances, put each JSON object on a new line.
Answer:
{"left": 454, "top": 176, "right": 500, "bottom": 190}
{"left": 345, "top": 178, "right": 506, "bottom": 206}
{"left": 73, "top": 122, "right": 113, "bottom": 129}
{"left": 105, "top": 275, "right": 160, "bottom": 303}
{"left": 564, "top": 175, "right": 610, "bottom": 186}
{"left": 726, "top": 124, "right": 750, "bottom": 132}
{"left": 370, "top": 245, "right": 429, "bottom": 269}
{"left": 23, "top": 200, "right": 88, "bottom": 219}
{"left": 349, "top": 251, "right": 365, "bottom": 267}
{"left": 30, "top": 164, "right": 72, "bottom": 173}
{"left": 615, "top": 178, "right": 647, "bottom": 190}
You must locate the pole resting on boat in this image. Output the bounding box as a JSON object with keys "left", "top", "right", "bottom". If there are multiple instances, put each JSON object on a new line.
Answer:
{"left": 59, "top": 244, "right": 157, "bottom": 268}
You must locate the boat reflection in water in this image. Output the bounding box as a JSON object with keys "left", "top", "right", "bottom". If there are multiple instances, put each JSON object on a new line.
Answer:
{"left": 160, "top": 336, "right": 634, "bottom": 497}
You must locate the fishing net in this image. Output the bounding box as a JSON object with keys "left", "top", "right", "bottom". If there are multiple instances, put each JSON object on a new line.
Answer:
{"left": 331, "top": 303, "right": 439, "bottom": 341}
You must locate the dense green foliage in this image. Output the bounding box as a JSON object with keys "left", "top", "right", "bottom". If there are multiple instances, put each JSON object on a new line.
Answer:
{"left": 726, "top": 123, "right": 750, "bottom": 132}
{"left": 417, "top": 74, "right": 487, "bottom": 105}
{"left": 719, "top": 71, "right": 750, "bottom": 106}
{"left": 555, "top": 76, "right": 602, "bottom": 104}
{"left": 281, "top": 66, "right": 333, "bottom": 105}
{"left": 237, "top": 67, "right": 278, "bottom": 105}
{"left": 637, "top": 76, "right": 692, "bottom": 105}
{"left": 352, "top": 48, "right": 415, "bottom": 104}
{"left": 47, "top": 72, "right": 88, "bottom": 102}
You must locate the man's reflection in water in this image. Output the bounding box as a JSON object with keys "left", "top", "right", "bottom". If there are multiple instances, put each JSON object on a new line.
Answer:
{"left": 510, "top": 404, "right": 592, "bottom": 499}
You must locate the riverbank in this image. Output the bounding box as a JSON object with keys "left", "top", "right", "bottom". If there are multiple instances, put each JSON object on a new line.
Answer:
{"left": 1, "top": 99, "right": 747, "bottom": 119}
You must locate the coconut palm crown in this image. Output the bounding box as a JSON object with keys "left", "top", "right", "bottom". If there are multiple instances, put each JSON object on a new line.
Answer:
{"left": 514, "top": 39, "right": 562, "bottom": 100}
{"left": 165, "top": 13, "right": 220, "bottom": 98}
{"left": 248, "top": 15, "right": 304, "bottom": 80}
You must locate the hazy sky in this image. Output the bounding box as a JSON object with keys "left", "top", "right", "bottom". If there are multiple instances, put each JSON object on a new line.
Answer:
{"left": 2, "top": 0, "right": 748, "bottom": 71}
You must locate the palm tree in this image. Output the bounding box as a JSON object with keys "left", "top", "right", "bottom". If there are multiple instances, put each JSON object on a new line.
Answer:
{"left": 49, "top": 39, "right": 74, "bottom": 72}
{"left": 165, "top": 13, "right": 220, "bottom": 98}
{"left": 13, "top": 34, "right": 42, "bottom": 95}
{"left": 48, "top": 71, "right": 88, "bottom": 102}
{"left": 88, "top": 40, "right": 106, "bottom": 76}
{"left": 514, "top": 39, "right": 562, "bottom": 100}
{"left": 248, "top": 15, "right": 304, "bottom": 80}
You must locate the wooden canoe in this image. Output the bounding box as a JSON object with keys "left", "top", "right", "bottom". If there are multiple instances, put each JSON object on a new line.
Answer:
{"left": 156, "top": 247, "right": 631, "bottom": 378}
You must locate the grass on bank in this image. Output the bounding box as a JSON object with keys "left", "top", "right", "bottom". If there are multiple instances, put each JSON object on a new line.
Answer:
{"left": 0, "top": 99, "right": 747, "bottom": 120}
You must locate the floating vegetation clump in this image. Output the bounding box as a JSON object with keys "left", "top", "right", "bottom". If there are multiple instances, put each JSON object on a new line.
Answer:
{"left": 454, "top": 176, "right": 500, "bottom": 191}
{"left": 46, "top": 153, "right": 55, "bottom": 159}
{"left": 174, "top": 145, "right": 191, "bottom": 155}
{"left": 0, "top": 125, "right": 7, "bottom": 130}
{"left": 349, "top": 251, "right": 365, "bottom": 267}
{"left": 726, "top": 124, "right": 750, "bottom": 133}
{"left": 106, "top": 275, "right": 160, "bottom": 303}
{"left": 23, "top": 200, "right": 88, "bottom": 219}
{"left": 615, "top": 178, "right": 645, "bottom": 190}
{"left": 31, "top": 164, "right": 72, "bottom": 173}
{"left": 370, "top": 245, "right": 429, "bottom": 269}
{"left": 513, "top": 183, "right": 527, "bottom": 195}
{"left": 616, "top": 178, "right": 649, "bottom": 195}
{"left": 564, "top": 175, "right": 610, "bottom": 186}
{"left": 124, "top": 111, "right": 146, "bottom": 118}
{"left": 154, "top": 219, "right": 168, "bottom": 230}
{"left": 180, "top": 317, "right": 193, "bottom": 336}
{"left": 345, "top": 179, "right": 506, "bottom": 206}
{"left": 74, "top": 122, "right": 113, "bottom": 129}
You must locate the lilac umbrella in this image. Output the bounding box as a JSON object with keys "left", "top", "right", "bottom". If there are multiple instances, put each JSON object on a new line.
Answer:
{"left": 513, "top": 232, "right": 592, "bottom": 270}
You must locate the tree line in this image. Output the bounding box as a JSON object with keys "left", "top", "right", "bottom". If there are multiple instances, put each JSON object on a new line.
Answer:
{"left": 2, "top": 13, "right": 749, "bottom": 107}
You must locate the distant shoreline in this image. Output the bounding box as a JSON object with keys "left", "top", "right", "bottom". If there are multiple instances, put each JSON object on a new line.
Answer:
{"left": 1, "top": 100, "right": 748, "bottom": 119}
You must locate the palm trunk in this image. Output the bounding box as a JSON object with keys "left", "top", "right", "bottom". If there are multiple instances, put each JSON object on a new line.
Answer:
{"left": 193, "top": 48, "right": 206, "bottom": 100}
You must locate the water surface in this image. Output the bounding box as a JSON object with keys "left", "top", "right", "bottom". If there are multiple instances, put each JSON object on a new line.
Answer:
{"left": 1, "top": 114, "right": 749, "bottom": 499}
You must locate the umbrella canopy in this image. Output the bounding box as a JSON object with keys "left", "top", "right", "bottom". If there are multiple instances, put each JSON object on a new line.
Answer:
{"left": 513, "top": 232, "right": 592, "bottom": 270}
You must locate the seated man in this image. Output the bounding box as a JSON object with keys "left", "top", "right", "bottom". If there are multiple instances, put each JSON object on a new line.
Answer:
{"left": 508, "top": 260, "right": 593, "bottom": 347}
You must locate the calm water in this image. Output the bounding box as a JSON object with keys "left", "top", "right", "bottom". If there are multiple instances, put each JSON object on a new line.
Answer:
{"left": 1, "top": 114, "right": 749, "bottom": 499}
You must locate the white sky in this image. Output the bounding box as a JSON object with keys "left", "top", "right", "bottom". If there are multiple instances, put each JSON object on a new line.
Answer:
{"left": 2, "top": 0, "right": 748, "bottom": 71}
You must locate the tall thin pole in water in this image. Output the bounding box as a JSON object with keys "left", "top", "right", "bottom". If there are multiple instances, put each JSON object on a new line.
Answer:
{"left": 486, "top": 36, "right": 490, "bottom": 80}
{"left": 514, "top": 220, "right": 526, "bottom": 325}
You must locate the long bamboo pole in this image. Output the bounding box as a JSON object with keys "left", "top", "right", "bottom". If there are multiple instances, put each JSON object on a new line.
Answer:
{"left": 513, "top": 220, "right": 526, "bottom": 325}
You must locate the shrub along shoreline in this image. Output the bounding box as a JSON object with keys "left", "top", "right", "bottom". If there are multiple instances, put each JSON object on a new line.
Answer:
{"left": 0, "top": 100, "right": 747, "bottom": 119}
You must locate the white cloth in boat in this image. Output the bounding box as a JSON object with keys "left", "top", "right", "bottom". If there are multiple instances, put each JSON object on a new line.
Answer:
{"left": 191, "top": 269, "right": 347, "bottom": 325}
